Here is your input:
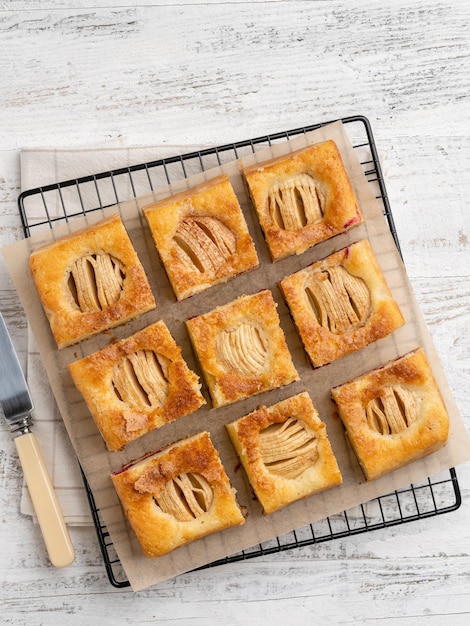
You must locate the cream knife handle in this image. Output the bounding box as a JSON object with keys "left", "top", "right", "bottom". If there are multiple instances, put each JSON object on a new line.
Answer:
{"left": 15, "top": 432, "right": 75, "bottom": 568}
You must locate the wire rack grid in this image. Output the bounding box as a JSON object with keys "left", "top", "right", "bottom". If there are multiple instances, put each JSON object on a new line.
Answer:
{"left": 19, "top": 116, "right": 461, "bottom": 588}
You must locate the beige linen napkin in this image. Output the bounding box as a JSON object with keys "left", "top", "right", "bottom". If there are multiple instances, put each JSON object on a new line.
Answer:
{"left": 20, "top": 141, "right": 202, "bottom": 525}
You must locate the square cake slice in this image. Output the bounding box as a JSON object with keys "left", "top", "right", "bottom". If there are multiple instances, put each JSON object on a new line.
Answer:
{"left": 242, "top": 139, "right": 363, "bottom": 260}
{"left": 185, "top": 289, "right": 299, "bottom": 407}
{"left": 29, "top": 214, "right": 156, "bottom": 348}
{"left": 279, "top": 239, "right": 405, "bottom": 367}
{"left": 226, "top": 392, "right": 342, "bottom": 514}
{"left": 331, "top": 348, "right": 450, "bottom": 481}
{"left": 68, "top": 320, "right": 205, "bottom": 451}
{"left": 143, "top": 174, "right": 259, "bottom": 300}
{"left": 111, "top": 431, "right": 246, "bottom": 557}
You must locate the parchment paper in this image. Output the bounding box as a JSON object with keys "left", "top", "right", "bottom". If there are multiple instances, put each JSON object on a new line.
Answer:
{"left": 3, "top": 121, "right": 470, "bottom": 591}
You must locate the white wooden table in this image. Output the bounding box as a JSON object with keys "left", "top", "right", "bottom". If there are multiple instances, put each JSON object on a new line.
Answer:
{"left": 1, "top": 1, "right": 469, "bottom": 623}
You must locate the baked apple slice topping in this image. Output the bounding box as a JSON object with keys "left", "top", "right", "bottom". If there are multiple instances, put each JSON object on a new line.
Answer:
{"left": 268, "top": 174, "right": 325, "bottom": 231}
{"left": 68, "top": 253, "right": 125, "bottom": 312}
{"left": 305, "top": 265, "right": 371, "bottom": 334}
{"left": 366, "top": 386, "right": 420, "bottom": 435}
{"left": 259, "top": 417, "right": 318, "bottom": 479}
{"left": 174, "top": 216, "right": 236, "bottom": 273}
{"left": 215, "top": 322, "right": 268, "bottom": 376}
{"left": 135, "top": 471, "right": 214, "bottom": 522}
{"left": 112, "top": 350, "right": 169, "bottom": 411}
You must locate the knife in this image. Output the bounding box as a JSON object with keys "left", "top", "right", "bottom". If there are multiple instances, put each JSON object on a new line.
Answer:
{"left": 0, "top": 313, "right": 75, "bottom": 568}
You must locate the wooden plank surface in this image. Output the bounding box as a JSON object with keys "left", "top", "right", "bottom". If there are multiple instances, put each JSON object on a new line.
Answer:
{"left": 0, "top": 1, "right": 469, "bottom": 623}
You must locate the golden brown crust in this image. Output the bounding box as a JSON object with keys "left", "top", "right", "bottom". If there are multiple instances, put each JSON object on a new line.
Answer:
{"left": 68, "top": 320, "right": 205, "bottom": 451}
{"left": 143, "top": 174, "right": 259, "bottom": 300}
{"left": 185, "top": 290, "right": 299, "bottom": 407}
{"left": 279, "top": 239, "right": 405, "bottom": 366}
{"left": 226, "top": 392, "right": 342, "bottom": 514}
{"left": 29, "top": 214, "right": 156, "bottom": 349}
{"left": 331, "top": 348, "right": 450, "bottom": 481}
{"left": 242, "top": 140, "right": 363, "bottom": 260}
{"left": 111, "top": 432, "right": 245, "bottom": 557}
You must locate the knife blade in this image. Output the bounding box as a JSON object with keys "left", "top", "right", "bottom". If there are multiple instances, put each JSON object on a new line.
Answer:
{"left": 0, "top": 313, "right": 75, "bottom": 568}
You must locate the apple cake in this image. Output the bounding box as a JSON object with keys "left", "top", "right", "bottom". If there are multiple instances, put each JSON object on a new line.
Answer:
{"left": 242, "top": 139, "right": 363, "bottom": 260}
{"left": 111, "top": 431, "right": 246, "bottom": 557}
{"left": 279, "top": 239, "right": 405, "bottom": 366}
{"left": 29, "top": 214, "right": 156, "bottom": 348}
{"left": 185, "top": 290, "right": 299, "bottom": 407}
{"left": 143, "top": 174, "right": 259, "bottom": 300}
{"left": 331, "top": 348, "right": 450, "bottom": 481}
{"left": 226, "top": 391, "right": 342, "bottom": 514}
{"left": 68, "top": 320, "right": 205, "bottom": 451}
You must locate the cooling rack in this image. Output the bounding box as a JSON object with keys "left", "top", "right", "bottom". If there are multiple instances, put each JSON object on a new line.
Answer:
{"left": 18, "top": 116, "right": 461, "bottom": 588}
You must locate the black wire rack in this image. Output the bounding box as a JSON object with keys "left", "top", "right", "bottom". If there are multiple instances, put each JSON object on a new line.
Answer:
{"left": 19, "top": 116, "right": 461, "bottom": 588}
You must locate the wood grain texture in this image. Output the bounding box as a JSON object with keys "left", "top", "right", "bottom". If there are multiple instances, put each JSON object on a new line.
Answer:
{"left": 0, "top": 0, "right": 469, "bottom": 622}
